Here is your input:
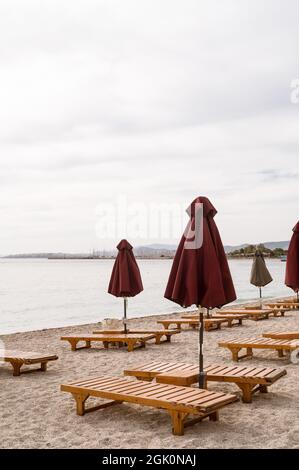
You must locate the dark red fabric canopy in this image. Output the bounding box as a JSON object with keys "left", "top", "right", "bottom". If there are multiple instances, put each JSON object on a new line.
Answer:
{"left": 108, "top": 239, "right": 143, "bottom": 297}
{"left": 285, "top": 222, "right": 299, "bottom": 293}
{"left": 164, "top": 196, "right": 236, "bottom": 308}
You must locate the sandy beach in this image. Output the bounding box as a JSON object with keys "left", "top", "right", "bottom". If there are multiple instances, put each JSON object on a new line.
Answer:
{"left": 1, "top": 298, "right": 299, "bottom": 449}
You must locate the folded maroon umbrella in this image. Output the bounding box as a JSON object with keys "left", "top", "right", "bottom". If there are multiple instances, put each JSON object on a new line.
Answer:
{"left": 250, "top": 250, "right": 273, "bottom": 305}
{"left": 285, "top": 222, "right": 299, "bottom": 301}
{"left": 165, "top": 196, "right": 236, "bottom": 308}
{"left": 164, "top": 196, "right": 236, "bottom": 387}
{"left": 108, "top": 240, "right": 143, "bottom": 333}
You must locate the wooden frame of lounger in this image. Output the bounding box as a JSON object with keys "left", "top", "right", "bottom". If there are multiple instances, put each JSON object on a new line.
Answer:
{"left": 92, "top": 329, "right": 180, "bottom": 344}
{"left": 124, "top": 361, "right": 287, "bottom": 403}
{"left": 61, "top": 375, "right": 238, "bottom": 435}
{"left": 266, "top": 302, "right": 299, "bottom": 310}
{"left": 263, "top": 332, "right": 299, "bottom": 340}
{"left": 244, "top": 306, "right": 289, "bottom": 317}
{"left": 220, "top": 309, "right": 278, "bottom": 320}
{"left": 182, "top": 313, "right": 249, "bottom": 326}
{"left": 157, "top": 318, "right": 242, "bottom": 331}
{"left": 0, "top": 350, "right": 58, "bottom": 376}
{"left": 183, "top": 310, "right": 275, "bottom": 321}
{"left": 218, "top": 337, "right": 299, "bottom": 361}
{"left": 61, "top": 333, "right": 156, "bottom": 352}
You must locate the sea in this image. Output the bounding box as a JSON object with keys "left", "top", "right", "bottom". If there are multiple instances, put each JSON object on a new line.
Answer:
{"left": 0, "top": 258, "right": 291, "bottom": 334}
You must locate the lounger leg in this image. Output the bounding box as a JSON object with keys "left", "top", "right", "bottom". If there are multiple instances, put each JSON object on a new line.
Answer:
{"left": 259, "top": 385, "right": 268, "bottom": 394}
{"left": 11, "top": 360, "right": 23, "bottom": 377}
{"left": 155, "top": 335, "right": 161, "bottom": 345}
{"left": 40, "top": 362, "right": 47, "bottom": 372}
{"left": 179, "top": 410, "right": 219, "bottom": 434}
{"left": 237, "top": 383, "right": 254, "bottom": 403}
{"left": 209, "top": 410, "right": 219, "bottom": 421}
{"left": 230, "top": 347, "right": 241, "bottom": 361}
{"left": 166, "top": 335, "right": 171, "bottom": 343}
{"left": 239, "top": 319, "right": 242, "bottom": 325}
{"left": 85, "top": 340, "right": 91, "bottom": 349}
{"left": 227, "top": 320, "right": 232, "bottom": 328}
{"left": 68, "top": 339, "right": 79, "bottom": 351}
{"left": 278, "top": 349, "right": 285, "bottom": 357}
{"left": 72, "top": 393, "right": 89, "bottom": 416}
{"left": 171, "top": 411, "right": 185, "bottom": 436}
{"left": 103, "top": 341, "right": 109, "bottom": 349}
{"left": 127, "top": 341, "right": 135, "bottom": 352}
{"left": 247, "top": 347, "right": 253, "bottom": 358}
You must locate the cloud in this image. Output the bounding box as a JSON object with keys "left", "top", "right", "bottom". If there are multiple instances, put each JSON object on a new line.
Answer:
{"left": 0, "top": 0, "right": 298, "bottom": 252}
{"left": 257, "top": 169, "right": 299, "bottom": 181}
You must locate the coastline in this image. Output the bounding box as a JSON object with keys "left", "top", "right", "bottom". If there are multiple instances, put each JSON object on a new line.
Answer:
{"left": 1, "top": 295, "right": 298, "bottom": 449}
{"left": 0, "top": 295, "right": 294, "bottom": 337}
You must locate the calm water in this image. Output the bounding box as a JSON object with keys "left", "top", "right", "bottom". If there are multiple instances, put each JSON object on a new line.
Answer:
{"left": 0, "top": 258, "right": 291, "bottom": 334}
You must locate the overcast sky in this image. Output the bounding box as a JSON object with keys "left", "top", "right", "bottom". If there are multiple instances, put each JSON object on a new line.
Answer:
{"left": 0, "top": 0, "right": 298, "bottom": 254}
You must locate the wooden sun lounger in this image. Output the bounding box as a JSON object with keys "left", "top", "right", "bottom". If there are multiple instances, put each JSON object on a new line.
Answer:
{"left": 124, "top": 361, "right": 287, "bottom": 403}
{"left": 0, "top": 350, "right": 58, "bottom": 376}
{"left": 61, "top": 375, "right": 237, "bottom": 435}
{"left": 211, "top": 313, "right": 249, "bottom": 325}
{"left": 92, "top": 329, "right": 180, "bottom": 344}
{"left": 61, "top": 333, "right": 156, "bottom": 352}
{"left": 157, "top": 318, "right": 237, "bottom": 331}
{"left": 266, "top": 302, "right": 299, "bottom": 310}
{"left": 181, "top": 313, "right": 248, "bottom": 326}
{"left": 218, "top": 337, "right": 299, "bottom": 361}
{"left": 263, "top": 332, "right": 299, "bottom": 340}
{"left": 245, "top": 306, "right": 289, "bottom": 317}
{"left": 221, "top": 309, "right": 275, "bottom": 320}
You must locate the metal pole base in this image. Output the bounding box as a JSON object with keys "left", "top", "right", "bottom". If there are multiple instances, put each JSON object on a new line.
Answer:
{"left": 199, "top": 371, "right": 207, "bottom": 389}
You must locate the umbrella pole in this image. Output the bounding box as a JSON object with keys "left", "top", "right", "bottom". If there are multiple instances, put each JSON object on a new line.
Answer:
{"left": 259, "top": 287, "right": 262, "bottom": 309}
{"left": 198, "top": 306, "right": 206, "bottom": 389}
{"left": 123, "top": 297, "right": 128, "bottom": 334}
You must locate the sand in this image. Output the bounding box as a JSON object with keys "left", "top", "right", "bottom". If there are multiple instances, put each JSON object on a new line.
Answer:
{"left": 1, "top": 298, "right": 299, "bottom": 449}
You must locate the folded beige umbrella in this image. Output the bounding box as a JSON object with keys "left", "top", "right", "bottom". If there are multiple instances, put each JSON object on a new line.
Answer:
{"left": 250, "top": 250, "right": 273, "bottom": 305}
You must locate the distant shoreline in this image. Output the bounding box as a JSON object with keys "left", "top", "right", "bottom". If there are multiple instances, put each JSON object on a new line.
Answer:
{"left": 1, "top": 255, "right": 286, "bottom": 260}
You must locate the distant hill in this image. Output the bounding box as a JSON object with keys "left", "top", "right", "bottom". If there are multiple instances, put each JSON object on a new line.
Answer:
{"left": 262, "top": 241, "right": 290, "bottom": 250}
{"left": 1, "top": 240, "right": 290, "bottom": 259}
{"left": 223, "top": 244, "right": 249, "bottom": 253}
{"left": 134, "top": 244, "right": 177, "bottom": 257}
{"left": 224, "top": 241, "right": 289, "bottom": 253}
{"left": 142, "top": 244, "right": 177, "bottom": 250}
